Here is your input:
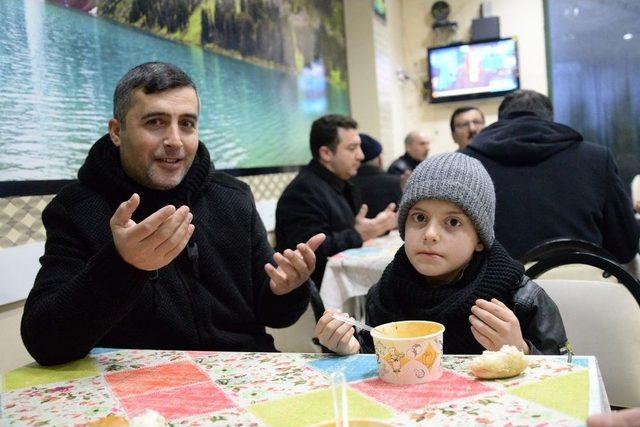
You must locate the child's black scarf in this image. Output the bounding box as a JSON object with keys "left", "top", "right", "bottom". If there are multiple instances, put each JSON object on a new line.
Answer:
{"left": 366, "top": 241, "right": 524, "bottom": 354}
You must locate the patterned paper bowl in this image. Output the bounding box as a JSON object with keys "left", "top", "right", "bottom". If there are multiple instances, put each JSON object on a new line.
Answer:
{"left": 371, "top": 320, "right": 445, "bottom": 385}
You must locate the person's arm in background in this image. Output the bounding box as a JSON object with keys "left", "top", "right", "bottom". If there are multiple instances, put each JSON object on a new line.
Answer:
{"left": 587, "top": 408, "right": 640, "bottom": 427}
{"left": 601, "top": 150, "right": 640, "bottom": 263}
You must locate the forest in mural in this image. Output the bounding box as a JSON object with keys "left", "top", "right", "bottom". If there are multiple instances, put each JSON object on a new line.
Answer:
{"left": 61, "top": 0, "right": 348, "bottom": 87}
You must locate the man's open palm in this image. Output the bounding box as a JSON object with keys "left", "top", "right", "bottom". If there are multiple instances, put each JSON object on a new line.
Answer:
{"left": 110, "top": 193, "right": 195, "bottom": 271}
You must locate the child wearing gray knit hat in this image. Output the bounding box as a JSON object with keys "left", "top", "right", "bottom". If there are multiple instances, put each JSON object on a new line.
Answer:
{"left": 398, "top": 152, "right": 495, "bottom": 248}
{"left": 316, "top": 152, "right": 568, "bottom": 358}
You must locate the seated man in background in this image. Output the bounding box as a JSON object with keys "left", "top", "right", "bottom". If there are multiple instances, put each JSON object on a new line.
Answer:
{"left": 388, "top": 130, "right": 430, "bottom": 176}
{"left": 276, "top": 115, "right": 397, "bottom": 286}
{"left": 351, "top": 133, "right": 402, "bottom": 218}
{"left": 451, "top": 106, "right": 485, "bottom": 149}
{"left": 21, "top": 62, "right": 325, "bottom": 366}
{"left": 462, "top": 89, "right": 639, "bottom": 263}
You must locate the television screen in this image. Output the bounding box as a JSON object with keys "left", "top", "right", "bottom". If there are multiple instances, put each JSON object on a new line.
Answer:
{"left": 427, "top": 38, "right": 520, "bottom": 103}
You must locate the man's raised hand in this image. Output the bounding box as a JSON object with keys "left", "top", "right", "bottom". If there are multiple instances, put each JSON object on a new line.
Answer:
{"left": 110, "top": 193, "right": 195, "bottom": 271}
{"left": 354, "top": 202, "right": 397, "bottom": 241}
{"left": 265, "top": 233, "right": 326, "bottom": 295}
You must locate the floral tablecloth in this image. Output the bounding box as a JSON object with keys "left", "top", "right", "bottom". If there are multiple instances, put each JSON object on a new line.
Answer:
{"left": 1, "top": 349, "right": 608, "bottom": 426}
{"left": 320, "top": 231, "right": 403, "bottom": 311}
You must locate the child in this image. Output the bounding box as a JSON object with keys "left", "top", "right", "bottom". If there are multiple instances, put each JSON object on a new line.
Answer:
{"left": 316, "top": 153, "right": 568, "bottom": 355}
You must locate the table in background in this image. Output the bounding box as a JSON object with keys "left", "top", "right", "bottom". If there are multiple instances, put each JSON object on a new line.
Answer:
{"left": 1, "top": 349, "right": 608, "bottom": 426}
{"left": 320, "top": 231, "right": 403, "bottom": 315}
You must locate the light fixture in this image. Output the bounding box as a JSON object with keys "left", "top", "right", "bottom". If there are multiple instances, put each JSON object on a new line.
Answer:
{"left": 623, "top": 33, "right": 633, "bottom": 40}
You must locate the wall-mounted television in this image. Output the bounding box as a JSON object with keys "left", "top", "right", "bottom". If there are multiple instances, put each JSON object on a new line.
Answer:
{"left": 427, "top": 37, "right": 520, "bottom": 103}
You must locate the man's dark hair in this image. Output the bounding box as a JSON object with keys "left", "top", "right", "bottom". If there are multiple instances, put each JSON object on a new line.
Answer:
{"left": 309, "top": 114, "right": 358, "bottom": 159}
{"left": 449, "top": 107, "right": 485, "bottom": 132}
{"left": 113, "top": 62, "right": 198, "bottom": 127}
{"left": 498, "top": 89, "right": 553, "bottom": 121}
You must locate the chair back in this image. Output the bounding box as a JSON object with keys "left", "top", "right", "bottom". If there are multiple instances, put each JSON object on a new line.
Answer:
{"left": 522, "top": 262, "right": 618, "bottom": 282}
{"left": 526, "top": 251, "right": 640, "bottom": 295}
{"left": 526, "top": 252, "right": 640, "bottom": 407}
{"left": 519, "top": 238, "right": 615, "bottom": 265}
{"left": 536, "top": 279, "right": 640, "bottom": 408}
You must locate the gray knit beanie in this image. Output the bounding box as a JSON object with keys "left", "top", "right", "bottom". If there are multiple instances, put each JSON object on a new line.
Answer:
{"left": 398, "top": 152, "right": 496, "bottom": 248}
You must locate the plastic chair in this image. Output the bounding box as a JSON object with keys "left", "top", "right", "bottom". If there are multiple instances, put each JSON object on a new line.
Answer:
{"left": 526, "top": 252, "right": 640, "bottom": 407}
{"left": 521, "top": 239, "right": 619, "bottom": 282}
{"left": 519, "top": 238, "right": 616, "bottom": 265}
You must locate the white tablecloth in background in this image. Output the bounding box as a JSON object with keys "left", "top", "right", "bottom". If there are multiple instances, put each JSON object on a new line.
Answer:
{"left": 320, "top": 231, "right": 403, "bottom": 313}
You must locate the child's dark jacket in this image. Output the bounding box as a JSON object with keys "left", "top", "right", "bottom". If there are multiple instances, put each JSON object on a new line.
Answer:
{"left": 359, "top": 242, "right": 568, "bottom": 355}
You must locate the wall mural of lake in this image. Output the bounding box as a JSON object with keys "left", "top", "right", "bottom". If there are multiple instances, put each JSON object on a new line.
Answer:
{"left": 0, "top": 0, "right": 350, "bottom": 181}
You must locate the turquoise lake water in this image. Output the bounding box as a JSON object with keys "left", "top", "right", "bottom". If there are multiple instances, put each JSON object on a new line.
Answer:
{"left": 0, "top": 0, "right": 350, "bottom": 180}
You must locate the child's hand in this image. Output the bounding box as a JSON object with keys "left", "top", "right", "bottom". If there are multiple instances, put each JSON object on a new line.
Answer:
{"left": 469, "top": 298, "right": 530, "bottom": 354}
{"left": 315, "top": 310, "right": 361, "bottom": 355}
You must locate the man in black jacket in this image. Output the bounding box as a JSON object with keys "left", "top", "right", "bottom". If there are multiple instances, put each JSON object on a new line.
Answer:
{"left": 21, "top": 62, "right": 325, "bottom": 366}
{"left": 387, "top": 130, "right": 430, "bottom": 176}
{"left": 462, "top": 89, "right": 639, "bottom": 263}
{"left": 351, "top": 133, "right": 402, "bottom": 218}
{"left": 275, "top": 115, "right": 397, "bottom": 286}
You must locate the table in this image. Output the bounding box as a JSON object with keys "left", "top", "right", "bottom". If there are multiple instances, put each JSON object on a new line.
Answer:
{"left": 321, "top": 231, "right": 403, "bottom": 312}
{"left": 1, "top": 349, "right": 608, "bottom": 426}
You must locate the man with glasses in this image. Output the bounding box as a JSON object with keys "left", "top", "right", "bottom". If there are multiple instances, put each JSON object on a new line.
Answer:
{"left": 451, "top": 107, "right": 485, "bottom": 149}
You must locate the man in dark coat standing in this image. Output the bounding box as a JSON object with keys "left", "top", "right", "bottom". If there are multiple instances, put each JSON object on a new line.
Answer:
{"left": 351, "top": 133, "right": 402, "bottom": 218}
{"left": 462, "top": 89, "right": 639, "bottom": 263}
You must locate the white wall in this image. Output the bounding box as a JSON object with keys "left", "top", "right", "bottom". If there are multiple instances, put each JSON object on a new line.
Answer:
{"left": 0, "top": 243, "right": 41, "bottom": 371}
{"left": 344, "top": 0, "right": 380, "bottom": 138}
{"left": 344, "top": 0, "right": 408, "bottom": 167}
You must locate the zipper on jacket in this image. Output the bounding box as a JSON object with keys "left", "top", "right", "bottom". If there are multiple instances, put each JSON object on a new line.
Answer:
{"left": 187, "top": 242, "right": 200, "bottom": 280}
{"left": 179, "top": 245, "right": 204, "bottom": 347}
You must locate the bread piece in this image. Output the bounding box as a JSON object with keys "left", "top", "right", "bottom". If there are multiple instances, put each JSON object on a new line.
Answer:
{"left": 470, "top": 345, "right": 528, "bottom": 379}
{"left": 87, "top": 415, "right": 129, "bottom": 427}
{"left": 129, "top": 410, "right": 169, "bottom": 427}
{"left": 87, "top": 410, "right": 168, "bottom": 427}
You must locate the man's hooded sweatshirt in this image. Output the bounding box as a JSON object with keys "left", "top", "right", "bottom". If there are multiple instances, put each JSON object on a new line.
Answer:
{"left": 463, "top": 112, "right": 639, "bottom": 263}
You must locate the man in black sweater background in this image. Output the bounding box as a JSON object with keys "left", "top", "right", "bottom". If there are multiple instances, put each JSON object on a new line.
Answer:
{"left": 462, "top": 89, "right": 639, "bottom": 263}
{"left": 275, "top": 115, "right": 397, "bottom": 286}
{"left": 21, "top": 62, "right": 325, "bottom": 366}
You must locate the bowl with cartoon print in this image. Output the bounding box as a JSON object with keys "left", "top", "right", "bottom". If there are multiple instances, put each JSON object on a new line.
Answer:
{"left": 371, "top": 320, "right": 445, "bottom": 385}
